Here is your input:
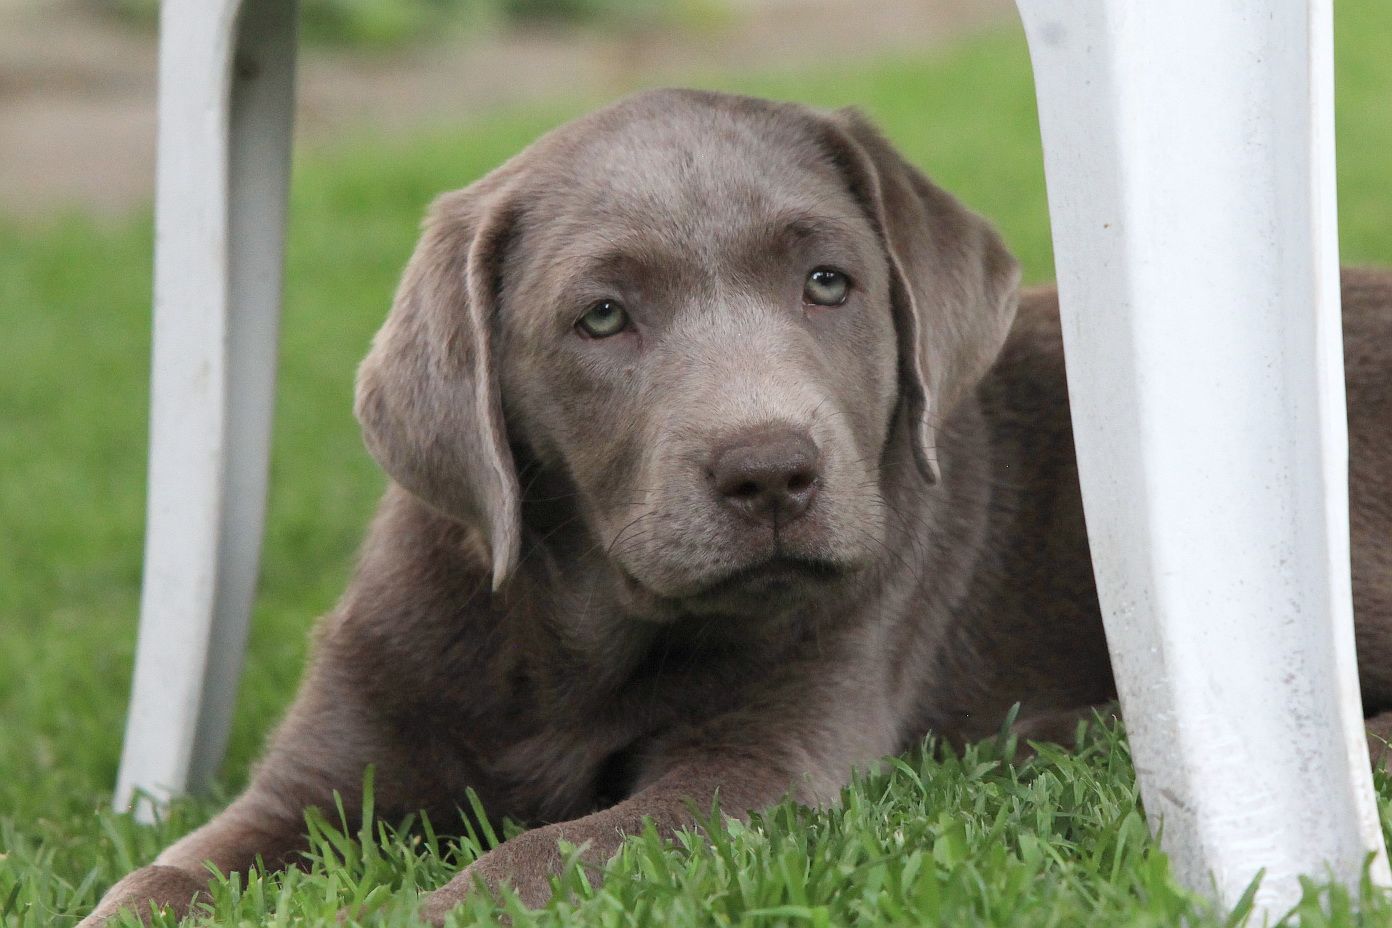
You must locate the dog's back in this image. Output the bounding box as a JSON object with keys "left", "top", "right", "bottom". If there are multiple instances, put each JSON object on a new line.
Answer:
{"left": 962, "top": 270, "right": 1392, "bottom": 740}
{"left": 1344, "top": 269, "right": 1392, "bottom": 714}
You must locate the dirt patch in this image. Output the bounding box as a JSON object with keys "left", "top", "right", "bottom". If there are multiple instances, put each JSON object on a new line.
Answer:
{"left": 0, "top": 0, "right": 1017, "bottom": 219}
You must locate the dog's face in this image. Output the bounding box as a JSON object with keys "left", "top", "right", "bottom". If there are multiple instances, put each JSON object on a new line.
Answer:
{"left": 355, "top": 90, "right": 1020, "bottom": 617}
{"left": 495, "top": 110, "right": 899, "bottom": 611}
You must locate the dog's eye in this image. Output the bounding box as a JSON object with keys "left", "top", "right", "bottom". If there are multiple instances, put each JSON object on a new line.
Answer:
{"left": 576, "top": 300, "right": 631, "bottom": 338}
{"left": 804, "top": 268, "right": 850, "bottom": 307}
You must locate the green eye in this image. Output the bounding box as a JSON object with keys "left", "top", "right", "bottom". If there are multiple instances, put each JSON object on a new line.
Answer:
{"left": 804, "top": 268, "right": 850, "bottom": 306}
{"left": 576, "top": 300, "right": 630, "bottom": 338}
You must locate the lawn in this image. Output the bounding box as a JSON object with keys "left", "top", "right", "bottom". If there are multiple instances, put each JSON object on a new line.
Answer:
{"left": 3, "top": 2, "right": 1392, "bottom": 925}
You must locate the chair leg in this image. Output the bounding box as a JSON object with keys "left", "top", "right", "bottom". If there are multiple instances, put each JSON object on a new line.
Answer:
{"left": 114, "top": 0, "right": 298, "bottom": 820}
{"left": 1014, "top": 0, "right": 1389, "bottom": 914}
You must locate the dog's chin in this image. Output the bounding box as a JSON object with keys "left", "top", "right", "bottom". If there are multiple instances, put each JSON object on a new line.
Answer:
{"left": 696, "top": 556, "right": 845, "bottom": 598}
{"left": 622, "top": 555, "right": 855, "bottom": 620}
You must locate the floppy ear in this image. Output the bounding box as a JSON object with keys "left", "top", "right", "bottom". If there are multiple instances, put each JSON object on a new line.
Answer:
{"left": 818, "top": 108, "right": 1021, "bottom": 483}
{"left": 355, "top": 183, "right": 522, "bottom": 589}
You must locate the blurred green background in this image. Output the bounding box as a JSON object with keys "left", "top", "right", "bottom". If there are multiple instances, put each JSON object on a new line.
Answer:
{"left": 97, "top": 0, "right": 700, "bottom": 47}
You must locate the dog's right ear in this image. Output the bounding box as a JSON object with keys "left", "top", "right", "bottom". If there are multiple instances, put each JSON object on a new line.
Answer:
{"left": 355, "top": 183, "right": 522, "bottom": 589}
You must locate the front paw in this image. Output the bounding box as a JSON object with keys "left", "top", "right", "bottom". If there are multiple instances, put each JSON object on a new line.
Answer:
{"left": 76, "top": 865, "right": 210, "bottom": 927}
{"left": 417, "top": 824, "right": 601, "bottom": 925}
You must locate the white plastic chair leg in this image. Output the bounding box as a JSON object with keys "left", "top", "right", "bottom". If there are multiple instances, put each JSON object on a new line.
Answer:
{"left": 114, "top": 0, "right": 298, "bottom": 820}
{"left": 1015, "top": 0, "right": 1389, "bottom": 914}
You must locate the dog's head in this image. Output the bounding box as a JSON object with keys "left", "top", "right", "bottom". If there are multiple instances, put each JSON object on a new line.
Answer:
{"left": 355, "top": 90, "right": 1018, "bottom": 617}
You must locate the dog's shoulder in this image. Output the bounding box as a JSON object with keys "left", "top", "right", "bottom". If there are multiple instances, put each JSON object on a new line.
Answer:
{"left": 975, "top": 284, "right": 1073, "bottom": 462}
{"left": 317, "top": 485, "right": 517, "bottom": 710}
{"left": 1341, "top": 267, "right": 1392, "bottom": 479}
{"left": 994, "top": 284, "right": 1065, "bottom": 376}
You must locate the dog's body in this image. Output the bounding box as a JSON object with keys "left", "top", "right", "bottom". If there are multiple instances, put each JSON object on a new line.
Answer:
{"left": 82, "top": 90, "right": 1392, "bottom": 926}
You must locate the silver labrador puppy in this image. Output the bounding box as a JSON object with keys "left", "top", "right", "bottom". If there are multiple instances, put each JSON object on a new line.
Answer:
{"left": 82, "top": 88, "right": 1392, "bottom": 926}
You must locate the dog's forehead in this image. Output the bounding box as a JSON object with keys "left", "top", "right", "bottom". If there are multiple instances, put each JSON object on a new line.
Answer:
{"left": 523, "top": 99, "right": 857, "bottom": 254}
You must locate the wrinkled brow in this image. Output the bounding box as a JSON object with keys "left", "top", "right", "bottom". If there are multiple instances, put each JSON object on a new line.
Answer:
{"left": 553, "top": 245, "right": 672, "bottom": 290}
{"left": 773, "top": 212, "right": 866, "bottom": 244}
{"left": 539, "top": 210, "right": 870, "bottom": 297}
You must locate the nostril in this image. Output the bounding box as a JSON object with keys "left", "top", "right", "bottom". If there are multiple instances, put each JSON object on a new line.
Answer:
{"left": 786, "top": 470, "right": 816, "bottom": 495}
{"left": 731, "top": 480, "right": 762, "bottom": 500}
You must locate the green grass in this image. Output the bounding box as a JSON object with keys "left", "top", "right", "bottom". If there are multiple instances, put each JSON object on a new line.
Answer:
{"left": 3, "top": 3, "right": 1392, "bottom": 924}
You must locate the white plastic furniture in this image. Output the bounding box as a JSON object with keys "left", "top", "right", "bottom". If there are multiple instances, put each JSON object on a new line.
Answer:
{"left": 117, "top": 0, "right": 1388, "bottom": 918}
{"left": 114, "top": 0, "right": 298, "bottom": 813}
{"left": 1015, "top": 0, "right": 1390, "bottom": 912}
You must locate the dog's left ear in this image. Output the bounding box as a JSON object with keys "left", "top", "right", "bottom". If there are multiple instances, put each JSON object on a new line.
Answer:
{"left": 816, "top": 107, "right": 1021, "bottom": 483}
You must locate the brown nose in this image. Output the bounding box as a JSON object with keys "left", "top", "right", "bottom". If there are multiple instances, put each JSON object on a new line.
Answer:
{"left": 710, "top": 430, "right": 821, "bottom": 524}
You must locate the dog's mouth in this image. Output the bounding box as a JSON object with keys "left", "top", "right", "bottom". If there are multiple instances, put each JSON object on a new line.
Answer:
{"left": 616, "top": 552, "right": 852, "bottom": 619}
{"left": 688, "top": 555, "right": 847, "bottom": 601}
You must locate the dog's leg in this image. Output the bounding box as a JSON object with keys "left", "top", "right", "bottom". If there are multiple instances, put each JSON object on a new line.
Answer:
{"left": 1365, "top": 711, "right": 1392, "bottom": 768}
{"left": 76, "top": 783, "right": 314, "bottom": 926}
{"left": 415, "top": 753, "right": 810, "bottom": 923}
{"left": 1009, "top": 703, "right": 1122, "bottom": 754}
{"left": 79, "top": 679, "right": 388, "bottom": 926}
{"left": 416, "top": 674, "right": 894, "bottom": 926}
